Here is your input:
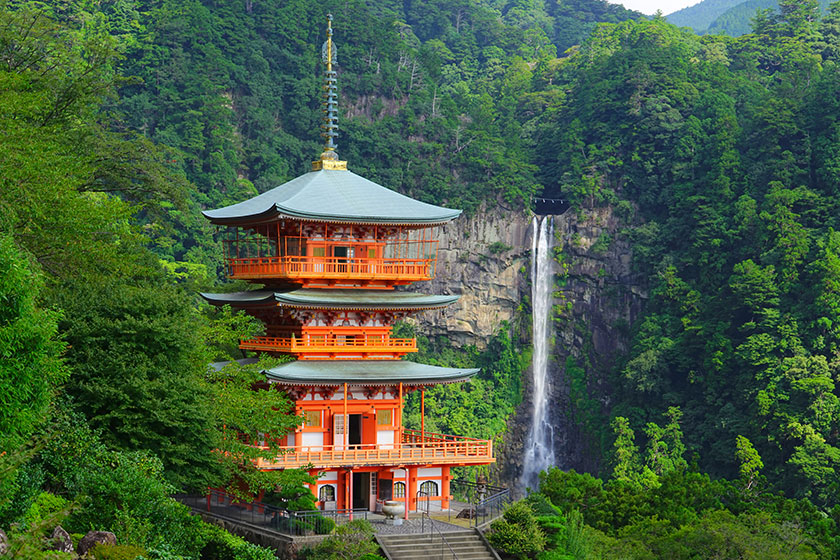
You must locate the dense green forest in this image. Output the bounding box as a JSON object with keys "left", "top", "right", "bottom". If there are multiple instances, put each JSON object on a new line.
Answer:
{"left": 536, "top": 0, "right": 840, "bottom": 505}
{"left": 5, "top": 0, "right": 840, "bottom": 557}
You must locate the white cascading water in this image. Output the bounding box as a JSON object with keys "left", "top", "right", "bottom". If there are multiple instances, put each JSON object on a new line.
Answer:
{"left": 521, "top": 216, "right": 556, "bottom": 491}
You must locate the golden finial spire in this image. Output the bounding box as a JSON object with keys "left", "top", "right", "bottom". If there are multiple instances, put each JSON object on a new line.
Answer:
{"left": 313, "top": 13, "right": 347, "bottom": 171}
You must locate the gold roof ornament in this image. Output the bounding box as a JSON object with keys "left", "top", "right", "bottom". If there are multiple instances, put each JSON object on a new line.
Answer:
{"left": 313, "top": 14, "right": 347, "bottom": 171}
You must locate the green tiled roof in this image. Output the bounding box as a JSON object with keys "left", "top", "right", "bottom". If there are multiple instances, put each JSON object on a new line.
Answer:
{"left": 265, "top": 360, "right": 479, "bottom": 385}
{"left": 200, "top": 289, "right": 458, "bottom": 310}
{"left": 203, "top": 169, "right": 461, "bottom": 225}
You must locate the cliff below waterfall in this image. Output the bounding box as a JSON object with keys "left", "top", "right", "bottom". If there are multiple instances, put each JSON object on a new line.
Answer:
{"left": 414, "top": 204, "right": 646, "bottom": 486}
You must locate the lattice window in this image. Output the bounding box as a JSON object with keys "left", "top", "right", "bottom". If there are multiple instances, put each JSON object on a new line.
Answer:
{"left": 394, "top": 481, "right": 406, "bottom": 498}
{"left": 419, "top": 481, "right": 439, "bottom": 497}
{"left": 319, "top": 485, "right": 336, "bottom": 502}
{"left": 376, "top": 409, "right": 392, "bottom": 426}
{"left": 304, "top": 410, "right": 321, "bottom": 427}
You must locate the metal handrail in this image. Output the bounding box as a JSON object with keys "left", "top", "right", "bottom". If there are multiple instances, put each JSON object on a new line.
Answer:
{"left": 421, "top": 511, "right": 460, "bottom": 560}
{"left": 174, "top": 489, "right": 368, "bottom": 536}
{"left": 472, "top": 489, "right": 510, "bottom": 528}
{"left": 449, "top": 479, "right": 510, "bottom": 527}
{"left": 417, "top": 490, "right": 431, "bottom": 532}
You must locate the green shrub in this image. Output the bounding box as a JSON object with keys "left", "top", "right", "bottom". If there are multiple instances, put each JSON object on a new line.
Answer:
{"left": 524, "top": 493, "right": 561, "bottom": 517}
{"left": 91, "top": 543, "right": 148, "bottom": 560}
{"left": 489, "top": 241, "right": 513, "bottom": 254}
{"left": 535, "top": 550, "right": 573, "bottom": 560}
{"left": 22, "top": 491, "right": 69, "bottom": 529}
{"left": 488, "top": 502, "right": 546, "bottom": 560}
{"left": 199, "top": 522, "right": 275, "bottom": 560}
{"left": 302, "top": 520, "right": 378, "bottom": 560}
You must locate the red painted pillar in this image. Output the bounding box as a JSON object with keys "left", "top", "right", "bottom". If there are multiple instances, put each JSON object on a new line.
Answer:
{"left": 348, "top": 469, "right": 354, "bottom": 520}
{"left": 404, "top": 468, "right": 410, "bottom": 520}
{"left": 407, "top": 466, "right": 418, "bottom": 514}
{"left": 420, "top": 388, "right": 425, "bottom": 446}
{"left": 345, "top": 471, "right": 350, "bottom": 511}
{"left": 441, "top": 466, "right": 451, "bottom": 510}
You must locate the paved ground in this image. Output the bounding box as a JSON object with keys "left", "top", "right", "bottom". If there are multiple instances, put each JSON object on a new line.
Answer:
{"left": 368, "top": 514, "right": 468, "bottom": 534}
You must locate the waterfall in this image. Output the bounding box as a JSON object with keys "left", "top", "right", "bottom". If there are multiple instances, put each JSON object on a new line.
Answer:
{"left": 521, "top": 216, "right": 556, "bottom": 490}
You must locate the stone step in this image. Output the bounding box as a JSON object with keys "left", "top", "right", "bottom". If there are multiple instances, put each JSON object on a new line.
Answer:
{"left": 387, "top": 552, "right": 491, "bottom": 559}
{"left": 386, "top": 546, "right": 488, "bottom": 555}
{"left": 393, "top": 551, "right": 490, "bottom": 558}
{"left": 389, "top": 552, "right": 493, "bottom": 560}
{"left": 383, "top": 536, "right": 482, "bottom": 544}
{"left": 381, "top": 541, "right": 485, "bottom": 550}
{"left": 378, "top": 529, "right": 496, "bottom": 560}
{"left": 380, "top": 533, "right": 476, "bottom": 544}
{"left": 384, "top": 541, "right": 487, "bottom": 550}
{"left": 384, "top": 541, "right": 486, "bottom": 549}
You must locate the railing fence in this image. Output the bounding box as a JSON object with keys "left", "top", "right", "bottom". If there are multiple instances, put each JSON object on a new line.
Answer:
{"left": 449, "top": 479, "right": 510, "bottom": 528}
{"left": 175, "top": 489, "right": 369, "bottom": 537}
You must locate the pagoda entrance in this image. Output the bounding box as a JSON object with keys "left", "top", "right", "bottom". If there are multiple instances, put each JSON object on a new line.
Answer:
{"left": 352, "top": 472, "right": 370, "bottom": 509}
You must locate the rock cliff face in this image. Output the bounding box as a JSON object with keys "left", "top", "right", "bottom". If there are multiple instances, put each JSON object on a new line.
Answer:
{"left": 413, "top": 204, "right": 646, "bottom": 487}
{"left": 410, "top": 204, "right": 532, "bottom": 347}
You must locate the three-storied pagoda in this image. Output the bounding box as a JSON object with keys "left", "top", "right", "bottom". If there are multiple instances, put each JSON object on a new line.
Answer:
{"left": 201, "top": 16, "right": 494, "bottom": 515}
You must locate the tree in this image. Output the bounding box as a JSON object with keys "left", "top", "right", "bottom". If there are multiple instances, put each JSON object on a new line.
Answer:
{"left": 735, "top": 435, "right": 764, "bottom": 491}
{"left": 0, "top": 2, "right": 188, "bottom": 282}
{"left": 611, "top": 417, "right": 641, "bottom": 487}
{"left": 644, "top": 407, "right": 688, "bottom": 477}
{"left": 0, "top": 235, "right": 66, "bottom": 452}
{"left": 779, "top": 0, "right": 821, "bottom": 38}
{"left": 57, "top": 274, "right": 222, "bottom": 491}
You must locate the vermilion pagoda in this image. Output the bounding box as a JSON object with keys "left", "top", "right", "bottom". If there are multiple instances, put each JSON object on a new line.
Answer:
{"left": 201, "top": 15, "right": 494, "bottom": 515}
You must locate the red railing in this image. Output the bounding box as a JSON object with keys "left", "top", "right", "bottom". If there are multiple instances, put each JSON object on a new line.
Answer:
{"left": 239, "top": 335, "right": 417, "bottom": 354}
{"left": 226, "top": 256, "right": 436, "bottom": 281}
{"left": 254, "top": 430, "right": 494, "bottom": 469}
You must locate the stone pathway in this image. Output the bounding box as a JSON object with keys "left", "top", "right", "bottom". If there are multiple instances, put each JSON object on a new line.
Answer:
{"left": 369, "top": 517, "right": 465, "bottom": 535}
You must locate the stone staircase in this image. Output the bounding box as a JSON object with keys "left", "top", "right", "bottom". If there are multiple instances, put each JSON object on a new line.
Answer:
{"left": 377, "top": 529, "right": 499, "bottom": 560}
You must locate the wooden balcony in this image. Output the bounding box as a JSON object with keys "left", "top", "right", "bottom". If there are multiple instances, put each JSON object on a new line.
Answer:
{"left": 239, "top": 334, "right": 417, "bottom": 359}
{"left": 254, "top": 429, "right": 494, "bottom": 469}
{"left": 226, "top": 256, "right": 435, "bottom": 285}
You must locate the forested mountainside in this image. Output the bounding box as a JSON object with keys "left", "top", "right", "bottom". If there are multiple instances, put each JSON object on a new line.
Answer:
{"left": 666, "top": 0, "right": 746, "bottom": 32}
{"left": 108, "top": 0, "right": 640, "bottom": 273}
{"left": 534, "top": 0, "right": 840, "bottom": 505}
{"left": 706, "top": 0, "right": 777, "bottom": 36}
{"left": 668, "top": 0, "right": 831, "bottom": 36}
{"left": 5, "top": 0, "right": 840, "bottom": 558}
